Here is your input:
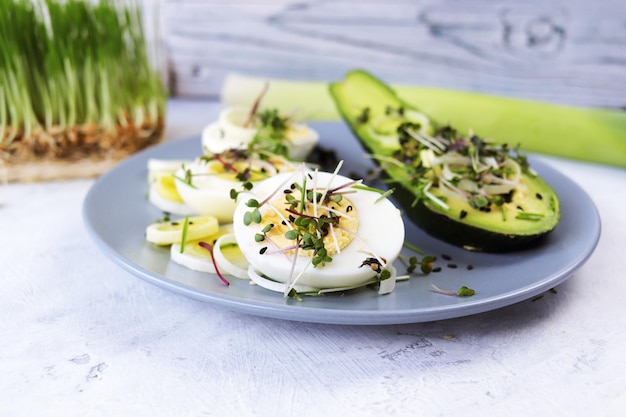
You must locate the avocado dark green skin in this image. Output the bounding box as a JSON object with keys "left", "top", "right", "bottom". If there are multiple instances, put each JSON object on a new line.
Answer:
{"left": 329, "top": 69, "right": 561, "bottom": 252}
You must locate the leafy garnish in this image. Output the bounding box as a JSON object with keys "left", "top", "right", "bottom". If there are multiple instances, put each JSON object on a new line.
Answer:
{"left": 179, "top": 215, "right": 190, "bottom": 253}
{"left": 431, "top": 284, "right": 475, "bottom": 297}
{"left": 198, "top": 241, "right": 230, "bottom": 286}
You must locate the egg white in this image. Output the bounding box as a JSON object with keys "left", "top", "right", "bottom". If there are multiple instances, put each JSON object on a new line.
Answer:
{"left": 201, "top": 107, "right": 319, "bottom": 161}
{"left": 232, "top": 170, "right": 405, "bottom": 290}
{"left": 148, "top": 182, "right": 196, "bottom": 216}
{"left": 174, "top": 156, "right": 294, "bottom": 223}
{"left": 173, "top": 162, "right": 238, "bottom": 223}
{"left": 147, "top": 158, "right": 191, "bottom": 183}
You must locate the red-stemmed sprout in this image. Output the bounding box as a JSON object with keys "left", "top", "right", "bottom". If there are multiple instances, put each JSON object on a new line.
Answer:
{"left": 198, "top": 241, "right": 230, "bottom": 286}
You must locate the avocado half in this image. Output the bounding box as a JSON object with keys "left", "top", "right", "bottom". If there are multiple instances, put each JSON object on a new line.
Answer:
{"left": 329, "top": 70, "right": 561, "bottom": 252}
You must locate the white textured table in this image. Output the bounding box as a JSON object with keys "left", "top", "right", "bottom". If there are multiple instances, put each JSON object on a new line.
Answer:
{"left": 2, "top": 99, "right": 625, "bottom": 417}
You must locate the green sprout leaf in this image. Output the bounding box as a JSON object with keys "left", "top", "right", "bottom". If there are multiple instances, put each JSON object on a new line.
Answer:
{"left": 285, "top": 229, "right": 299, "bottom": 240}
{"left": 252, "top": 208, "right": 262, "bottom": 223}
{"left": 243, "top": 211, "right": 252, "bottom": 226}
{"left": 457, "top": 286, "right": 475, "bottom": 296}
{"left": 379, "top": 269, "right": 392, "bottom": 281}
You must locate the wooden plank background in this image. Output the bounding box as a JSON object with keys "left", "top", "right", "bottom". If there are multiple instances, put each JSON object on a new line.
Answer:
{"left": 157, "top": 0, "right": 626, "bottom": 109}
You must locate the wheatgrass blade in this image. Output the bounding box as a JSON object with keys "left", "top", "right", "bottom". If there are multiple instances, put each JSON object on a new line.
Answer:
{"left": 0, "top": 0, "right": 166, "bottom": 147}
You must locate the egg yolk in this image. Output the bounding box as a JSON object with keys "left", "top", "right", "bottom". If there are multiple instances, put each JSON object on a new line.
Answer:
{"left": 205, "top": 159, "right": 269, "bottom": 182}
{"left": 259, "top": 189, "right": 359, "bottom": 258}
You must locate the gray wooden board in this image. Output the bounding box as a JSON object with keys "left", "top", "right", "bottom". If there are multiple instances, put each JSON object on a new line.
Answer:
{"left": 158, "top": 0, "right": 626, "bottom": 108}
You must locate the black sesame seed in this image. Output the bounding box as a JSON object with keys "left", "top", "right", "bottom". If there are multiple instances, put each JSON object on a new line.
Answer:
{"left": 517, "top": 205, "right": 524, "bottom": 211}
{"left": 281, "top": 220, "right": 287, "bottom": 225}
{"left": 442, "top": 254, "right": 452, "bottom": 260}
{"left": 432, "top": 267, "right": 442, "bottom": 273}
{"left": 171, "top": 222, "right": 179, "bottom": 226}
{"left": 460, "top": 210, "right": 468, "bottom": 219}
{"left": 447, "top": 263, "right": 458, "bottom": 269}
{"left": 289, "top": 215, "right": 295, "bottom": 222}
{"left": 284, "top": 189, "right": 292, "bottom": 194}
{"left": 346, "top": 205, "right": 353, "bottom": 212}
{"left": 290, "top": 183, "right": 296, "bottom": 189}
{"left": 259, "top": 247, "right": 268, "bottom": 254}
{"left": 467, "top": 265, "right": 474, "bottom": 270}
{"left": 536, "top": 193, "right": 543, "bottom": 200}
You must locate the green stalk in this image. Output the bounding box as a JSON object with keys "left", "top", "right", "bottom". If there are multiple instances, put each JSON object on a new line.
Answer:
{"left": 0, "top": 84, "right": 6, "bottom": 141}
{"left": 397, "top": 87, "right": 626, "bottom": 170}
{"left": 221, "top": 73, "right": 626, "bottom": 168}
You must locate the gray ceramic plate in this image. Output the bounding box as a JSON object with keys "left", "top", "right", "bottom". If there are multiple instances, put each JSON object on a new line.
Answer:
{"left": 83, "top": 122, "right": 601, "bottom": 325}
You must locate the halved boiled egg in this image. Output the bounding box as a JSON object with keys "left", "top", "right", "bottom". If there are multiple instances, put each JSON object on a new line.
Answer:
{"left": 148, "top": 175, "right": 196, "bottom": 216}
{"left": 232, "top": 168, "right": 405, "bottom": 293}
{"left": 174, "top": 150, "right": 294, "bottom": 223}
{"left": 201, "top": 107, "right": 319, "bottom": 160}
{"left": 202, "top": 107, "right": 256, "bottom": 153}
{"left": 147, "top": 158, "right": 191, "bottom": 183}
{"left": 147, "top": 158, "right": 196, "bottom": 215}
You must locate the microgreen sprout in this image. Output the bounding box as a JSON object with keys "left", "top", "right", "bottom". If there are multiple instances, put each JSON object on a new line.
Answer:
{"left": 230, "top": 181, "right": 254, "bottom": 202}
{"left": 243, "top": 82, "right": 269, "bottom": 128}
{"left": 255, "top": 223, "right": 274, "bottom": 242}
{"left": 287, "top": 288, "right": 303, "bottom": 301}
{"left": 243, "top": 199, "right": 263, "bottom": 226}
{"left": 515, "top": 212, "right": 545, "bottom": 221}
{"left": 402, "top": 241, "right": 425, "bottom": 255}
{"left": 405, "top": 255, "right": 436, "bottom": 274}
{"left": 431, "top": 284, "right": 475, "bottom": 297}
{"left": 198, "top": 241, "right": 230, "bottom": 286}
{"left": 366, "top": 109, "right": 531, "bottom": 214}
{"left": 173, "top": 169, "right": 197, "bottom": 189}
{"left": 179, "top": 216, "right": 190, "bottom": 253}
{"left": 213, "top": 154, "right": 238, "bottom": 172}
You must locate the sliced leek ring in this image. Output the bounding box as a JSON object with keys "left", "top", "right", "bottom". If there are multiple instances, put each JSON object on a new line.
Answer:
{"left": 170, "top": 225, "right": 249, "bottom": 278}
{"left": 146, "top": 216, "right": 219, "bottom": 246}
{"left": 171, "top": 239, "right": 220, "bottom": 273}
{"left": 212, "top": 233, "right": 249, "bottom": 279}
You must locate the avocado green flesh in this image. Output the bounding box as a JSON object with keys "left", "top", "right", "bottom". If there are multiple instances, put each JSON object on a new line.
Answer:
{"left": 329, "top": 69, "right": 561, "bottom": 252}
{"left": 408, "top": 173, "right": 560, "bottom": 252}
